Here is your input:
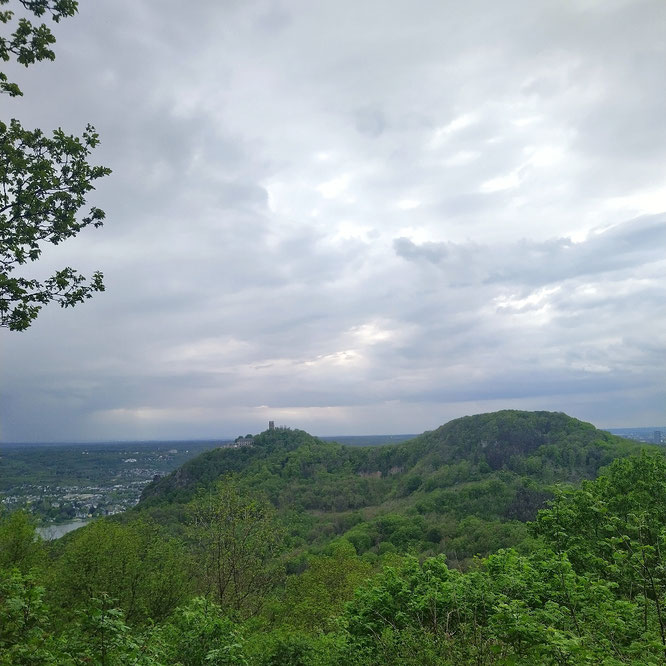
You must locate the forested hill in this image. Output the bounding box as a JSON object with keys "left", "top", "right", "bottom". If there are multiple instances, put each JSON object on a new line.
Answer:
{"left": 395, "top": 409, "right": 630, "bottom": 475}
{"left": 5, "top": 412, "right": 665, "bottom": 664}
{"left": 136, "top": 410, "right": 641, "bottom": 563}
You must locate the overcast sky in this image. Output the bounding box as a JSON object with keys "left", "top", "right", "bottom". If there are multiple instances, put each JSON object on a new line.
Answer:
{"left": 1, "top": 0, "right": 665, "bottom": 442}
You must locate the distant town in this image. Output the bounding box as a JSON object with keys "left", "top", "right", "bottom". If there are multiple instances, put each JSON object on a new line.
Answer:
{"left": 1, "top": 440, "right": 222, "bottom": 524}
{"left": 607, "top": 427, "right": 664, "bottom": 445}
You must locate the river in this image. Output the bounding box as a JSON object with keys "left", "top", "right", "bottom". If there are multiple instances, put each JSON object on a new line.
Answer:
{"left": 36, "top": 519, "right": 91, "bottom": 540}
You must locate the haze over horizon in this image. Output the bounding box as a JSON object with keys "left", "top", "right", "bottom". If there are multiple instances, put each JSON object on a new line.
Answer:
{"left": 1, "top": 0, "right": 664, "bottom": 442}
{"left": 3, "top": 409, "right": 666, "bottom": 446}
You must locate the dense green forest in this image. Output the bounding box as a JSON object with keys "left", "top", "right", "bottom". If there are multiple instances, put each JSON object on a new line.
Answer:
{"left": 139, "top": 410, "right": 639, "bottom": 566}
{"left": 2, "top": 410, "right": 665, "bottom": 664}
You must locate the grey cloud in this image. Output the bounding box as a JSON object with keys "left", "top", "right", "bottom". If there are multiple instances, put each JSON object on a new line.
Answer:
{"left": 2, "top": 0, "right": 665, "bottom": 441}
{"left": 254, "top": 4, "right": 292, "bottom": 33}
{"left": 395, "top": 215, "right": 666, "bottom": 287}
{"left": 354, "top": 107, "right": 387, "bottom": 137}
{"left": 488, "top": 215, "right": 666, "bottom": 285}
{"left": 401, "top": 370, "right": 647, "bottom": 405}
{"left": 394, "top": 237, "right": 448, "bottom": 264}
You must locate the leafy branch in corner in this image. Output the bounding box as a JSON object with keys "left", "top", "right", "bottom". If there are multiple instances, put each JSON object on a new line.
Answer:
{"left": 0, "top": 0, "right": 111, "bottom": 330}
